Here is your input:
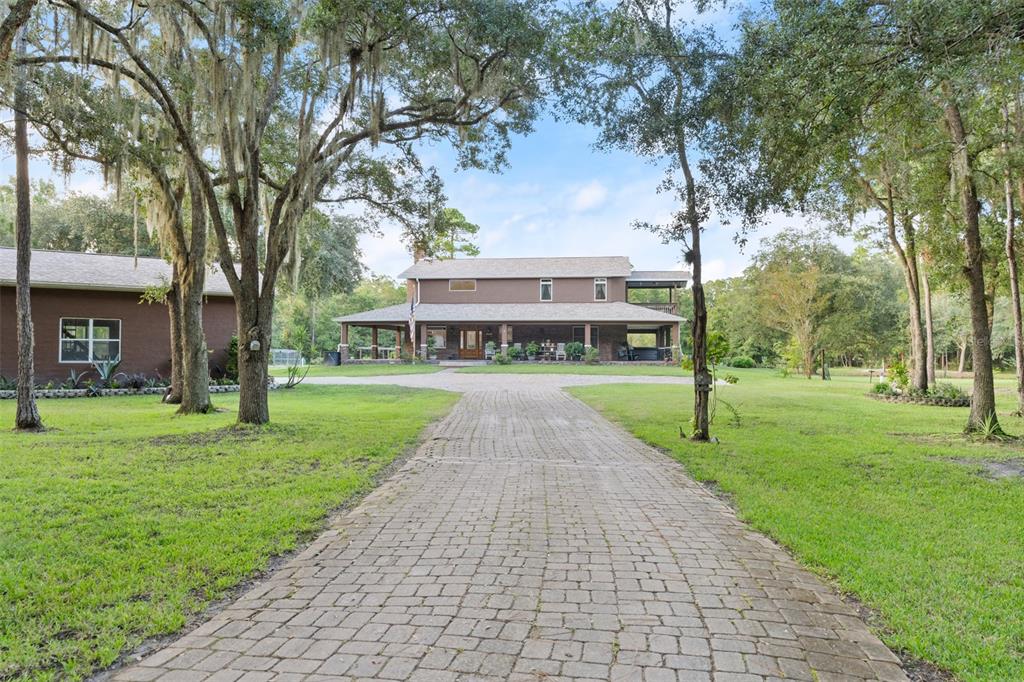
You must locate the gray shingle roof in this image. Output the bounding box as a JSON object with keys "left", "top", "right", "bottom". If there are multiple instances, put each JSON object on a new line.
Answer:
{"left": 334, "top": 301, "right": 684, "bottom": 324}
{"left": 0, "top": 248, "right": 234, "bottom": 296}
{"left": 399, "top": 256, "right": 634, "bottom": 279}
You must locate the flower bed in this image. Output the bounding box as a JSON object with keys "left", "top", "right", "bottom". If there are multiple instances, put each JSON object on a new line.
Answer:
{"left": 0, "top": 384, "right": 249, "bottom": 400}
{"left": 868, "top": 392, "right": 970, "bottom": 408}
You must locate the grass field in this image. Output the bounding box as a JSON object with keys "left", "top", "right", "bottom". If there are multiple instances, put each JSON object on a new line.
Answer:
{"left": 0, "top": 385, "right": 458, "bottom": 681}
{"left": 456, "top": 362, "right": 687, "bottom": 376}
{"left": 571, "top": 369, "right": 1024, "bottom": 682}
{"left": 269, "top": 363, "right": 444, "bottom": 377}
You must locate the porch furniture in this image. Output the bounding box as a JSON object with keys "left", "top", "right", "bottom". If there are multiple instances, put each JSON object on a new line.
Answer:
{"left": 555, "top": 343, "right": 567, "bottom": 361}
{"left": 357, "top": 346, "right": 373, "bottom": 359}
{"left": 485, "top": 344, "right": 495, "bottom": 360}
{"left": 634, "top": 347, "right": 659, "bottom": 361}
{"left": 617, "top": 344, "right": 639, "bottom": 361}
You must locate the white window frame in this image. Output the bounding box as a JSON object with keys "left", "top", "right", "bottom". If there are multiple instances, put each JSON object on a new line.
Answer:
{"left": 59, "top": 317, "right": 122, "bottom": 364}
{"left": 426, "top": 326, "right": 447, "bottom": 349}
{"left": 449, "top": 279, "right": 477, "bottom": 292}
{"left": 594, "top": 278, "right": 608, "bottom": 301}
{"left": 539, "top": 278, "right": 553, "bottom": 302}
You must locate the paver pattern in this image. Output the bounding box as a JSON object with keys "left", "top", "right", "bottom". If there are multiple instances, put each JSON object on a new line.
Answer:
{"left": 111, "top": 375, "right": 908, "bottom": 682}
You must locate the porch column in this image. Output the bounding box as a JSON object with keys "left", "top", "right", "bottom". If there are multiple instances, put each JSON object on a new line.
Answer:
{"left": 410, "top": 320, "right": 417, "bottom": 357}
{"left": 419, "top": 322, "right": 428, "bottom": 360}
{"left": 671, "top": 322, "right": 682, "bottom": 361}
{"left": 395, "top": 326, "right": 403, "bottom": 358}
{"left": 500, "top": 323, "right": 509, "bottom": 354}
{"left": 339, "top": 323, "right": 350, "bottom": 361}
{"left": 584, "top": 323, "right": 592, "bottom": 351}
{"left": 371, "top": 326, "right": 378, "bottom": 359}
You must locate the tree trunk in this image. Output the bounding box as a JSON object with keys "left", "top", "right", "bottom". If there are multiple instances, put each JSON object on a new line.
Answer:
{"left": 13, "top": 26, "right": 42, "bottom": 431}
{"left": 236, "top": 297, "right": 271, "bottom": 424}
{"left": 920, "top": 255, "right": 936, "bottom": 388}
{"left": 944, "top": 93, "right": 998, "bottom": 432}
{"left": 1002, "top": 108, "right": 1024, "bottom": 414}
{"left": 232, "top": 198, "right": 270, "bottom": 424}
{"left": 958, "top": 341, "right": 968, "bottom": 373}
{"left": 670, "top": 84, "right": 710, "bottom": 441}
{"left": 164, "top": 269, "right": 184, "bottom": 404}
{"left": 881, "top": 185, "right": 927, "bottom": 392}
{"left": 175, "top": 166, "right": 212, "bottom": 414}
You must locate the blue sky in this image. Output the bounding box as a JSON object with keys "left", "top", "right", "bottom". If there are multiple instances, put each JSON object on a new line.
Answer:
{"left": 361, "top": 114, "right": 804, "bottom": 280}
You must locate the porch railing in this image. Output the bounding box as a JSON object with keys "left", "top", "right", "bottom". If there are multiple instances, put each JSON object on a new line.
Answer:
{"left": 635, "top": 302, "right": 679, "bottom": 315}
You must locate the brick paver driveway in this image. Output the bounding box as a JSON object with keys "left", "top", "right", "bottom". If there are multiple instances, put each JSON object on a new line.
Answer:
{"left": 113, "top": 375, "right": 907, "bottom": 682}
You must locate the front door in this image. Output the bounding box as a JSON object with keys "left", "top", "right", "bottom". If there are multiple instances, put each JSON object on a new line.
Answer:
{"left": 459, "top": 329, "right": 483, "bottom": 359}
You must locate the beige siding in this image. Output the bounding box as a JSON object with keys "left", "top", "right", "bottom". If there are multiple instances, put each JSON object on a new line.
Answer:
{"left": 414, "top": 277, "right": 627, "bottom": 304}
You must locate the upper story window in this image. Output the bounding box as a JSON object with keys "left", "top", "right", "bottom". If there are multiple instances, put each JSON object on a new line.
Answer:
{"left": 60, "top": 318, "right": 121, "bottom": 363}
{"left": 449, "top": 279, "right": 477, "bottom": 292}
{"left": 594, "top": 278, "right": 608, "bottom": 301}
{"left": 539, "top": 278, "right": 553, "bottom": 301}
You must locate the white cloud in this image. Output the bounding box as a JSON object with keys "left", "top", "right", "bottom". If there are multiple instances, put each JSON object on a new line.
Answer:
{"left": 702, "top": 258, "right": 745, "bottom": 282}
{"left": 569, "top": 181, "right": 608, "bottom": 213}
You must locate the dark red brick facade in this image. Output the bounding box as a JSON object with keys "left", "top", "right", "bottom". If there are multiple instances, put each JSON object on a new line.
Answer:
{"left": 0, "top": 286, "right": 236, "bottom": 382}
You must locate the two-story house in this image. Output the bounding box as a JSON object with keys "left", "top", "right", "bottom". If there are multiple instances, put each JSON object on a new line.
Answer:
{"left": 333, "top": 256, "right": 688, "bottom": 361}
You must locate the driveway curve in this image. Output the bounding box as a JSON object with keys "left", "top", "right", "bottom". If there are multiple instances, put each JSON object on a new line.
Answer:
{"left": 111, "top": 372, "right": 908, "bottom": 682}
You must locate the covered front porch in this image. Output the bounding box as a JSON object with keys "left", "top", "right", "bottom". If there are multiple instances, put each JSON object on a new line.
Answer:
{"left": 333, "top": 303, "right": 684, "bottom": 363}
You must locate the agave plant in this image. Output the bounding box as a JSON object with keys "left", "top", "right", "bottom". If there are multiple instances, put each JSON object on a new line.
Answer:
{"left": 92, "top": 360, "right": 122, "bottom": 388}
{"left": 63, "top": 369, "right": 87, "bottom": 390}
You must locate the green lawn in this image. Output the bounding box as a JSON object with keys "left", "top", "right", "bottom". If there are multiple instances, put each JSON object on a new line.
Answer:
{"left": 0, "top": 385, "right": 458, "bottom": 681}
{"left": 457, "top": 363, "right": 687, "bottom": 376}
{"left": 571, "top": 369, "right": 1024, "bottom": 682}
{"left": 269, "top": 363, "right": 445, "bottom": 377}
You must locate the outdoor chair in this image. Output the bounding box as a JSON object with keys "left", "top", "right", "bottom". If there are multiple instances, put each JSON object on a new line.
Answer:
{"left": 555, "top": 343, "right": 567, "bottom": 361}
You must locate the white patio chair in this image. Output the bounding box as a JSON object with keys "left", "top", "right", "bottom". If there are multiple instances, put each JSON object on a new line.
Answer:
{"left": 555, "top": 342, "right": 567, "bottom": 361}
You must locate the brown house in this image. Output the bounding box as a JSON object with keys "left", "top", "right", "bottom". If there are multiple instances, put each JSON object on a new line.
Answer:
{"left": 0, "top": 248, "right": 236, "bottom": 382}
{"left": 335, "top": 256, "right": 688, "bottom": 361}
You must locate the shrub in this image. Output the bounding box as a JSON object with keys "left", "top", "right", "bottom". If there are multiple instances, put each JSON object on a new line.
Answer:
{"left": 721, "top": 373, "right": 739, "bottom": 384}
{"left": 0, "top": 375, "right": 14, "bottom": 390}
{"left": 525, "top": 341, "right": 540, "bottom": 358}
{"left": 727, "top": 356, "right": 755, "bottom": 368}
{"left": 888, "top": 360, "right": 908, "bottom": 390}
{"left": 493, "top": 352, "right": 512, "bottom": 365}
{"left": 565, "top": 341, "right": 585, "bottom": 361}
{"left": 679, "top": 356, "right": 694, "bottom": 371}
{"left": 224, "top": 335, "right": 239, "bottom": 381}
{"left": 121, "top": 373, "right": 149, "bottom": 390}
{"left": 507, "top": 346, "right": 524, "bottom": 360}
{"left": 583, "top": 347, "right": 600, "bottom": 365}
{"left": 872, "top": 381, "right": 893, "bottom": 395}
{"left": 931, "top": 382, "right": 967, "bottom": 400}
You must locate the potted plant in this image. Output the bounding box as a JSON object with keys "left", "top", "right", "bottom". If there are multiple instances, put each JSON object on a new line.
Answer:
{"left": 507, "top": 346, "right": 523, "bottom": 361}
{"left": 426, "top": 335, "right": 437, "bottom": 360}
{"left": 565, "top": 341, "right": 585, "bottom": 361}
{"left": 526, "top": 341, "right": 540, "bottom": 361}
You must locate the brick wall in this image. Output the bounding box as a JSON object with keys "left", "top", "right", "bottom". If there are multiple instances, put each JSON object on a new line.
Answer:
{"left": 0, "top": 286, "right": 236, "bottom": 381}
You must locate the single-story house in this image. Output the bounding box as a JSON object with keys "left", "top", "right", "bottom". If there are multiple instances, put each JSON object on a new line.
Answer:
{"left": 334, "top": 256, "right": 688, "bottom": 361}
{"left": 0, "top": 248, "right": 236, "bottom": 381}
